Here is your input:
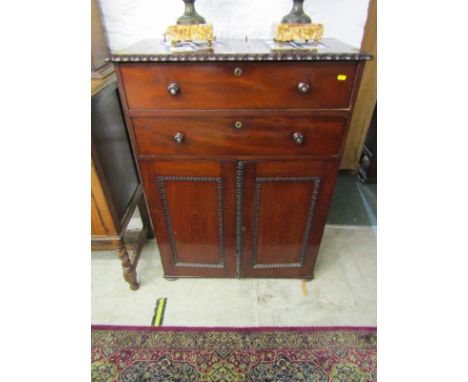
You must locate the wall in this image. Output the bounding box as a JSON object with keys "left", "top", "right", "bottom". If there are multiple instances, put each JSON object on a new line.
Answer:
{"left": 98, "top": 0, "right": 370, "bottom": 52}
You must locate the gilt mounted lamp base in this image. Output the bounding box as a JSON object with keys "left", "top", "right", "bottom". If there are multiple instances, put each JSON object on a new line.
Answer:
{"left": 165, "top": 24, "right": 214, "bottom": 46}
{"left": 165, "top": 0, "right": 213, "bottom": 47}
{"left": 274, "top": 0, "right": 323, "bottom": 43}
{"left": 274, "top": 23, "right": 324, "bottom": 43}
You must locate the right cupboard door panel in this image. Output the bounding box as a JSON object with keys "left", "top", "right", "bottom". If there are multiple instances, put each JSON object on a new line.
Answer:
{"left": 239, "top": 160, "right": 339, "bottom": 278}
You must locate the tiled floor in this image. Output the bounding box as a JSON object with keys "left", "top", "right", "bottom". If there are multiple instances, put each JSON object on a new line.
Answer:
{"left": 92, "top": 173, "right": 377, "bottom": 327}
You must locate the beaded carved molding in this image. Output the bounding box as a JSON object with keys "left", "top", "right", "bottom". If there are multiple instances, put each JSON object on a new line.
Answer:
{"left": 235, "top": 162, "right": 245, "bottom": 277}
{"left": 109, "top": 52, "right": 371, "bottom": 62}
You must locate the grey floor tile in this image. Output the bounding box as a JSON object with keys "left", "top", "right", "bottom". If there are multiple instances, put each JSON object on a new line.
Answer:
{"left": 92, "top": 241, "right": 260, "bottom": 327}
{"left": 92, "top": 226, "right": 376, "bottom": 327}
{"left": 254, "top": 227, "right": 376, "bottom": 326}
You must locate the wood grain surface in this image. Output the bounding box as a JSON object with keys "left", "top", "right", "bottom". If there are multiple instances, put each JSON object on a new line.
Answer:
{"left": 132, "top": 115, "right": 347, "bottom": 157}
{"left": 114, "top": 41, "right": 367, "bottom": 278}
{"left": 119, "top": 62, "right": 358, "bottom": 110}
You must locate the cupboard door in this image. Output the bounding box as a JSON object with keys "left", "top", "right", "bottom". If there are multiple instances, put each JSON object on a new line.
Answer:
{"left": 139, "top": 160, "right": 237, "bottom": 277}
{"left": 239, "top": 160, "right": 339, "bottom": 278}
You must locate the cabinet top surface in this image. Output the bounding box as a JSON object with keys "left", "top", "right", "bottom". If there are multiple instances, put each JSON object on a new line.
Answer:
{"left": 108, "top": 38, "right": 371, "bottom": 63}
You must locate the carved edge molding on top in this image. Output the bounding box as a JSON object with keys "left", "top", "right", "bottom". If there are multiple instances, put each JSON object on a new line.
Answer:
{"left": 252, "top": 176, "right": 321, "bottom": 269}
{"left": 108, "top": 53, "right": 372, "bottom": 63}
{"left": 157, "top": 176, "right": 225, "bottom": 269}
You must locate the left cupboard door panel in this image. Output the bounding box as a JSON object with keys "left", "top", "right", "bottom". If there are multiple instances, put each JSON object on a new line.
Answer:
{"left": 139, "top": 160, "right": 237, "bottom": 277}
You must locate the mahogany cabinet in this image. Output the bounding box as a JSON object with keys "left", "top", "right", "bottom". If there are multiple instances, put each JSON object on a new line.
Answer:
{"left": 110, "top": 39, "right": 370, "bottom": 279}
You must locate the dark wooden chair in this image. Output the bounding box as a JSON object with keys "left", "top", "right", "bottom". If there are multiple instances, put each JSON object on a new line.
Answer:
{"left": 91, "top": 77, "right": 152, "bottom": 290}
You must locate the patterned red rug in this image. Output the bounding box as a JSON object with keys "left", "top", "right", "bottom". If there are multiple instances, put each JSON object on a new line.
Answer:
{"left": 91, "top": 325, "right": 376, "bottom": 382}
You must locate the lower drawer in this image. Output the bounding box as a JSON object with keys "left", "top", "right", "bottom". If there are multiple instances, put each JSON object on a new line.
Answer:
{"left": 132, "top": 116, "right": 346, "bottom": 157}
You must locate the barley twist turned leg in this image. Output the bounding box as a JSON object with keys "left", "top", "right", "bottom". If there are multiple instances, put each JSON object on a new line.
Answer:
{"left": 118, "top": 244, "right": 139, "bottom": 290}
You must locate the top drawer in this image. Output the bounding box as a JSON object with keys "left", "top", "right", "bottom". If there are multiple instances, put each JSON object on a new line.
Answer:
{"left": 119, "top": 62, "right": 358, "bottom": 111}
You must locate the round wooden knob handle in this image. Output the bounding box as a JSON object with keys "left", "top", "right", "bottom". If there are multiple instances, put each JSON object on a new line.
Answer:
{"left": 174, "top": 132, "right": 185, "bottom": 144}
{"left": 293, "top": 132, "right": 304, "bottom": 145}
{"left": 297, "top": 82, "right": 310, "bottom": 94}
{"left": 168, "top": 83, "right": 180, "bottom": 96}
